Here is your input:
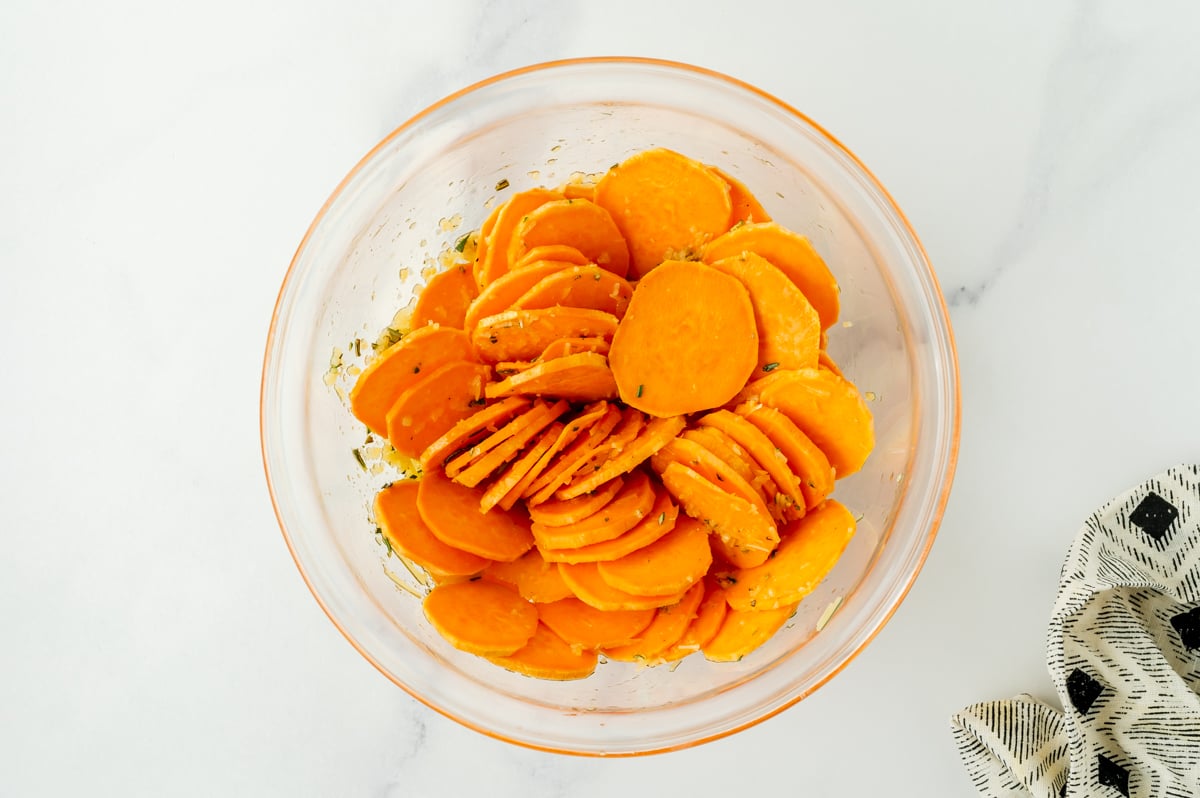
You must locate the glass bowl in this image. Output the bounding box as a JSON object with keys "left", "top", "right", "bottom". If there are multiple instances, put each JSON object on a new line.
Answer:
{"left": 260, "top": 57, "right": 959, "bottom": 755}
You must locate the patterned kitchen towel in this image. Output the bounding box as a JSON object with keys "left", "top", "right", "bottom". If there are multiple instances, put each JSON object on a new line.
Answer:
{"left": 951, "top": 464, "right": 1200, "bottom": 797}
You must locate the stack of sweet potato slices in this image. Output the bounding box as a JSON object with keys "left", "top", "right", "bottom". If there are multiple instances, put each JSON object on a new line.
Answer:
{"left": 348, "top": 148, "right": 872, "bottom": 679}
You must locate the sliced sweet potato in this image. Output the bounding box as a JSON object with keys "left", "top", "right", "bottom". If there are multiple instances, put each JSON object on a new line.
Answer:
{"left": 701, "top": 222, "right": 839, "bottom": 330}
{"left": 512, "top": 265, "right": 633, "bottom": 319}
{"left": 532, "top": 470, "right": 654, "bottom": 550}
{"left": 484, "top": 352, "right": 618, "bottom": 402}
{"left": 553, "top": 407, "right": 645, "bottom": 497}
{"left": 483, "top": 547, "right": 573, "bottom": 603}
{"left": 418, "top": 396, "right": 531, "bottom": 471}
{"left": 528, "top": 476, "right": 624, "bottom": 528}
{"left": 422, "top": 580, "right": 537, "bottom": 656}
{"left": 523, "top": 404, "right": 624, "bottom": 505}
{"left": 747, "top": 368, "right": 874, "bottom": 477}
{"left": 597, "top": 515, "right": 712, "bottom": 596}
{"left": 594, "top": 148, "right": 733, "bottom": 277}
{"left": 709, "top": 166, "right": 772, "bottom": 224}
{"left": 486, "top": 622, "right": 598, "bottom": 680}
{"left": 374, "top": 481, "right": 489, "bottom": 577}
{"left": 722, "top": 500, "right": 856, "bottom": 612}
{"left": 557, "top": 562, "right": 688, "bottom": 612}
{"left": 471, "top": 204, "right": 502, "bottom": 290}
{"left": 507, "top": 198, "right": 630, "bottom": 278}
{"left": 444, "top": 400, "right": 561, "bottom": 479}
{"left": 697, "top": 409, "right": 805, "bottom": 516}
{"left": 538, "top": 488, "right": 678, "bottom": 564}
{"left": 658, "top": 462, "right": 779, "bottom": 569}
{"left": 447, "top": 400, "right": 567, "bottom": 488}
{"left": 817, "top": 349, "right": 843, "bottom": 378}
{"left": 411, "top": 264, "right": 479, "bottom": 330}
{"left": 650, "top": 437, "right": 771, "bottom": 519}
{"left": 349, "top": 326, "right": 475, "bottom": 437}
{"left": 678, "top": 427, "right": 773, "bottom": 511}
{"left": 417, "top": 470, "right": 534, "bottom": 561}
{"left": 738, "top": 403, "right": 835, "bottom": 510}
{"left": 701, "top": 601, "right": 797, "bottom": 662}
{"left": 477, "top": 188, "right": 562, "bottom": 287}
{"left": 384, "top": 361, "right": 490, "bottom": 459}
{"left": 514, "top": 244, "right": 590, "bottom": 270}
{"left": 502, "top": 403, "right": 611, "bottom": 508}
{"left": 656, "top": 579, "right": 729, "bottom": 662}
{"left": 478, "top": 421, "right": 564, "bottom": 513}
{"left": 472, "top": 307, "right": 619, "bottom": 363}
{"left": 536, "top": 597, "right": 654, "bottom": 651}
{"left": 709, "top": 252, "right": 820, "bottom": 373}
{"left": 559, "top": 182, "right": 596, "bottom": 202}
{"left": 608, "top": 260, "right": 757, "bottom": 417}
{"left": 463, "top": 258, "right": 574, "bottom": 332}
{"left": 604, "top": 581, "right": 705, "bottom": 662}
{"left": 538, "top": 336, "right": 610, "bottom": 361}
{"left": 554, "top": 414, "right": 686, "bottom": 500}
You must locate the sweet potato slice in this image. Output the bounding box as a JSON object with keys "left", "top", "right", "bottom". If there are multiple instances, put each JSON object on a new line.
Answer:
{"left": 349, "top": 326, "right": 475, "bottom": 437}
{"left": 374, "top": 481, "right": 489, "bottom": 577}
{"left": 594, "top": 148, "right": 732, "bottom": 277}
{"left": 709, "top": 166, "right": 772, "bottom": 224}
{"left": 501, "top": 403, "right": 610, "bottom": 508}
{"left": 817, "top": 350, "right": 843, "bottom": 378}
{"left": 722, "top": 500, "right": 856, "bottom": 612}
{"left": 484, "top": 352, "right": 618, "bottom": 402}
{"left": 528, "top": 476, "right": 624, "bottom": 528}
{"left": 486, "top": 622, "right": 598, "bottom": 680}
{"left": 536, "top": 597, "right": 654, "bottom": 650}
{"left": 471, "top": 204, "right": 502, "bottom": 290}
{"left": 559, "top": 182, "right": 596, "bottom": 202}
{"left": 748, "top": 368, "right": 874, "bottom": 477}
{"left": 554, "top": 414, "right": 686, "bottom": 500}
{"left": 422, "top": 580, "right": 537, "bottom": 656}
{"left": 656, "top": 579, "right": 729, "bottom": 662}
{"left": 514, "top": 244, "right": 590, "bottom": 270}
{"left": 538, "top": 336, "right": 610, "bottom": 361}
{"left": 701, "top": 602, "right": 797, "bottom": 663}
{"left": 477, "top": 188, "right": 562, "bottom": 287}
{"left": 659, "top": 462, "right": 779, "bottom": 569}
{"left": 417, "top": 470, "right": 534, "bottom": 561}
{"left": 678, "top": 427, "right": 772, "bottom": 509}
{"left": 478, "top": 421, "right": 564, "bottom": 513}
{"left": 557, "top": 562, "right": 687, "bottom": 612}
{"left": 483, "top": 547, "right": 573, "bottom": 603}
{"left": 538, "top": 488, "right": 678, "bottom": 564}
{"left": 463, "top": 258, "right": 574, "bottom": 332}
{"left": 650, "top": 437, "right": 770, "bottom": 519}
{"left": 385, "top": 361, "right": 490, "bottom": 459}
{"left": 608, "top": 260, "right": 757, "bottom": 417}
{"left": 604, "top": 581, "right": 705, "bottom": 662}
{"left": 444, "top": 400, "right": 563, "bottom": 479}
{"left": 532, "top": 470, "right": 655, "bottom": 550}
{"left": 697, "top": 409, "right": 805, "bottom": 517}
{"left": 553, "top": 407, "right": 645, "bottom": 497}
{"left": 447, "top": 400, "right": 567, "bottom": 488}
{"left": 472, "top": 308, "right": 619, "bottom": 363}
{"left": 507, "top": 198, "right": 630, "bottom": 278}
{"left": 411, "top": 264, "right": 479, "bottom": 330}
{"left": 512, "top": 265, "right": 633, "bottom": 319}
{"left": 523, "top": 404, "right": 624, "bottom": 505}
{"left": 738, "top": 403, "right": 835, "bottom": 510}
{"left": 701, "top": 222, "right": 839, "bottom": 330}
{"left": 597, "top": 515, "right": 712, "bottom": 596}
{"left": 709, "top": 252, "right": 820, "bottom": 373}
{"left": 419, "top": 396, "right": 532, "bottom": 471}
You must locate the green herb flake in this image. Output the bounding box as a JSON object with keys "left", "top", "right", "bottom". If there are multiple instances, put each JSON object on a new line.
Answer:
{"left": 657, "top": 511, "right": 666, "bottom": 525}
{"left": 495, "top": 178, "right": 510, "bottom": 191}
{"left": 412, "top": 366, "right": 421, "bottom": 374}
{"left": 454, "top": 233, "right": 470, "bottom": 253}
{"left": 636, "top": 384, "right": 644, "bottom": 398}
{"left": 762, "top": 362, "right": 780, "bottom": 372}
{"left": 352, "top": 448, "right": 367, "bottom": 470}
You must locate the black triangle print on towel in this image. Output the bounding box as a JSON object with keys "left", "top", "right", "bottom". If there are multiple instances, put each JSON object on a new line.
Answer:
{"left": 1065, "top": 668, "right": 1104, "bottom": 716}
{"left": 1170, "top": 605, "right": 1200, "bottom": 651}
{"left": 1127, "top": 491, "right": 1179, "bottom": 541}
{"left": 1096, "top": 753, "right": 1130, "bottom": 796}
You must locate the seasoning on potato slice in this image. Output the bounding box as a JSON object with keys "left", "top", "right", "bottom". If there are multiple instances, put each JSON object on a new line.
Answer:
{"left": 418, "top": 396, "right": 532, "bottom": 471}
{"left": 422, "top": 580, "right": 538, "bottom": 656}
{"left": 701, "top": 222, "right": 839, "bottom": 330}
{"left": 554, "top": 406, "right": 645, "bottom": 496}
{"left": 594, "top": 148, "right": 732, "bottom": 277}
{"left": 417, "top": 470, "right": 534, "bottom": 561}
{"left": 738, "top": 403, "right": 835, "bottom": 510}
{"left": 650, "top": 437, "right": 771, "bottom": 519}
{"left": 709, "top": 252, "right": 820, "bottom": 373}
{"left": 701, "top": 602, "right": 797, "bottom": 663}
{"left": 513, "top": 244, "right": 590, "bottom": 270}
{"left": 708, "top": 165, "right": 772, "bottom": 224}
{"left": 486, "top": 622, "right": 598, "bottom": 680}
{"left": 511, "top": 264, "right": 634, "bottom": 320}
{"left": 472, "top": 307, "right": 619, "bottom": 363}
{"left": 444, "top": 400, "right": 563, "bottom": 479}
{"left": 557, "top": 562, "right": 687, "bottom": 612}
{"left": 411, "top": 264, "right": 479, "bottom": 330}
{"left": 536, "top": 597, "right": 655, "bottom": 651}
{"left": 656, "top": 579, "right": 729, "bottom": 662}
{"left": 483, "top": 547, "right": 574, "bottom": 603}
{"left": 375, "top": 481, "right": 489, "bottom": 577}
{"left": 349, "top": 326, "right": 475, "bottom": 437}
{"left": 554, "top": 414, "right": 686, "bottom": 500}
{"left": 477, "top": 188, "right": 562, "bottom": 287}
{"left": 697, "top": 409, "right": 805, "bottom": 517}
{"left": 608, "top": 260, "right": 757, "bottom": 417}
{"left": 501, "top": 403, "right": 611, "bottom": 508}
{"left": 507, "top": 198, "right": 630, "bottom": 278}
{"left": 538, "top": 488, "right": 677, "bottom": 564}
{"left": 464, "top": 258, "right": 577, "bottom": 332}
{"left": 678, "top": 426, "right": 774, "bottom": 512}
{"left": 532, "top": 470, "right": 654, "bottom": 550}
{"left": 484, "top": 352, "right": 618, "bottom": 403}
{"left": 658, "top": 462, "right": 779, "bottom": 569}
{"left": 528, "top": 476, "right": 624, "bottom": 528}
{"left": 478, "top": 421, "right": 564, "bottom": 513}
{"left": 448, "top": 400, "right": 567, "bottom": 488}
{"left": 385, "top": 360, "right": 490, "bottom": 459}
{"left": 604, "top": 581, "right": 705, "bottom": 662}
{"left": 523, "top": 404, "right": 624, "bottom": 505}
{"left": 597, "top": 515, "right": 712, "bottom": 597}
{"left": 721, "top": 500, "right": 856, "bottom": 612}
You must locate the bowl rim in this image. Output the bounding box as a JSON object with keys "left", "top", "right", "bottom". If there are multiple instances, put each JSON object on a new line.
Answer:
{"left": 260, "top": 55, "right": 961, "bottom": 757}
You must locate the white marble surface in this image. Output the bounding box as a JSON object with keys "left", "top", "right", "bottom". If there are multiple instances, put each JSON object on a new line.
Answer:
{"left": 3, "top": 1, "right": 1199, "bottom": 794}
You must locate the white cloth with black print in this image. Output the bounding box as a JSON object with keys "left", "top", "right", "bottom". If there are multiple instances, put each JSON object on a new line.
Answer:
{"left": 952, "top": 464, "right": 1200, "bottom": 797}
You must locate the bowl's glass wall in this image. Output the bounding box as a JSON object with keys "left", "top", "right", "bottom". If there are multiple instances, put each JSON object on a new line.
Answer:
{"left": 262, "top": 60, "right": 957, "bottom": 754}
